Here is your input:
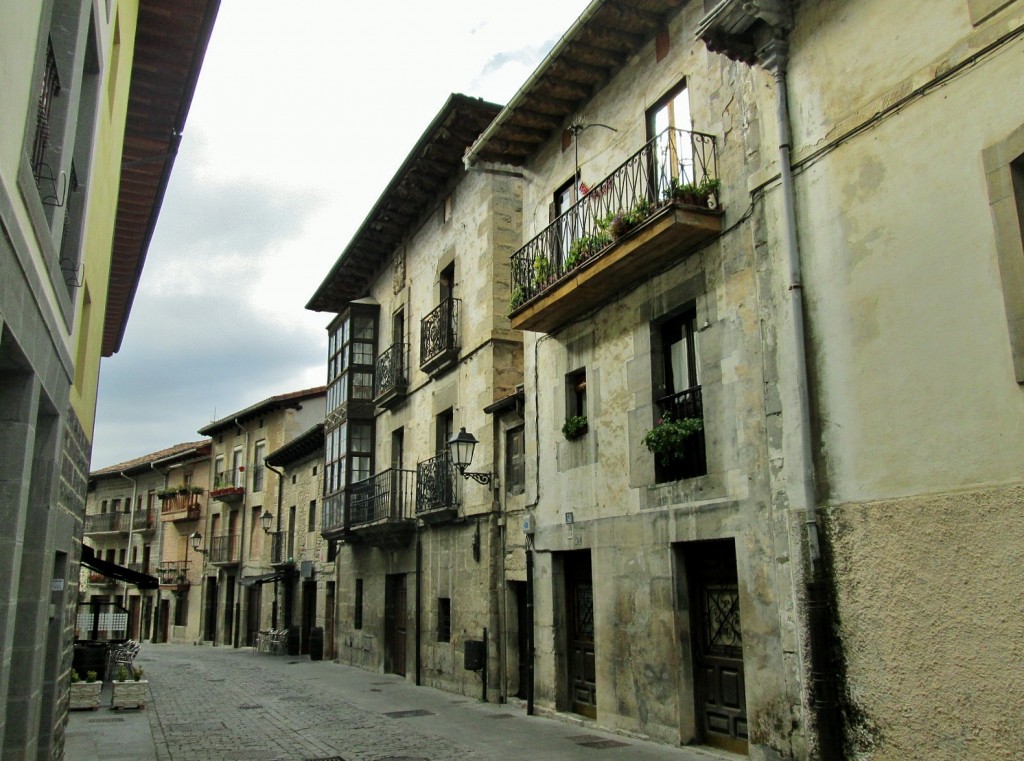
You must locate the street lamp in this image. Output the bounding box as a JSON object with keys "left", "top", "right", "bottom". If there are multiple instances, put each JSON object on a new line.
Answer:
{"left": 190, "top": 531, "right": 207, "bottom": 554}
{"left": 447, "top": 427, "right": 493, "bottom": 486}
{"left": 260, "top": 509, "right": 273, "bottom": 534}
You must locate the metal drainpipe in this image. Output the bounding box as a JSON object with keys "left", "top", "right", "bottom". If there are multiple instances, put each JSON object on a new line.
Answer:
{"left": 233, "top": 419, "right": 249, "bottom": 649}
{"left": 118, "top": 471, "right": 139, "bottom": 614}
{"left": 265, "top": 462, "right": 286, "bottom": 630}
{"left": 762, "top": 38, "right": 842, "bottom": 758}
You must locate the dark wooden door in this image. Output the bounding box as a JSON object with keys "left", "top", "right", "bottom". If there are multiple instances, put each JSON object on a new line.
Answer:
{"left": 246, "top": 586, "right": 261, "bottom": 647}
{"left": 325, "top": 581, "right": 335, "bottom": 660}
{"left": 204, "top": 577, "right": 218, "bottom": 642}
{"left": 565, "top": 552, "right": 596, "bottom": 718}
{"left": 385, "top": 574, "right": 407, "bottom": 676}
{"left": 513, "top": 581, "right": 529, "bottom": 699}
{"left": 301, "top": 580, "right": 316, "bottom": 654}
{"left": 688, "top": 540, "right": 747, "bottom": 754}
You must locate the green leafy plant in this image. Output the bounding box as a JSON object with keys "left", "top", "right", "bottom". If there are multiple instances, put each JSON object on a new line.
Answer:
{"left": 187, "top": 484, "right": 204, "bottom": 495}
{"left": 565, "top": 232, "right": 612, "bottom": 270}
{"left": 156, "top": 487, "right": 176, "bottom": 499}
{"left": 664, "top": 177, "right": 721, "bottom": 208}
{"left": 607, "top": 198, "right": 655, "bottom": 238}
{"left": 642, "top": 412, "right": 703, "bottom": 466}
{"left": 508, "top": 286, "right": 526, "bottom": 316}
{"left": 85, "top": 671, "right": 98, "bottom": 684}
{"left": 133, "top": 667, "right": 144, "bottom": 682}
{"left": 532, "top": 254, "right": 553, "bottom": 289}
{"left": 117, "top": 665, "right": 128, "bottom": 683}
{"left": 561, "top": 415, "right": 589, "bottom": 441}
{"left": 69, "top": 669, "right": 80, "bottom": 684}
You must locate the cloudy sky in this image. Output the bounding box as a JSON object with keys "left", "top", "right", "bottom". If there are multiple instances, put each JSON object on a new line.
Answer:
{"left": 91, "top": 0, "right": 592, "bottom": 470}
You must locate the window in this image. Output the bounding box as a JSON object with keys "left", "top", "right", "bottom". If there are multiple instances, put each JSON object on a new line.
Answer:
{"left": 647, "top": 81, "right": 695, "bottom": 197}
{"left": 112, "top": 498, "right": 121, "bottom": 512}
{"left": 652, "top": 308, "right": 707, "bottom": 481}
{"left": 327, "top": 539, "right": 338, "bottom": 563}
{"left": 391, "top": 427, "right": 404, "bottom": 470}
{"left": 442, "top": 194, "right": 453, "bottom": 223}
{"left": 100, "top": 499, "right": 107, "bottom": 514}
{"left": 506, "top": 427, "right": 525, "bottom": 495}
{"left": 308, "top": 499, "right": 316, "bottom": 532}
{"left": 231, "top": 447, "right": 243, "bottom": 487}
{"left": 567, "top": 369, "right": 587, "bottom": 419}
{"left": 326, "top": 306, "right": 378, "bottom": 412}
{"left": 214, "top": 455, "right": 225, "bottom": 487}
{"left": 437, "top": 598, "right": 451, "bottom": 642}
{"left": 354, "top": 579, "right": 363, "bottom": 629}
{"left": 435, "top": 409, "right": 454, "bottom": 456}
{"left": 252, "top": 440, "right": 266, "bottom": 492}
{"left": 552, "top": 174, "right": 582, "bottom": 267}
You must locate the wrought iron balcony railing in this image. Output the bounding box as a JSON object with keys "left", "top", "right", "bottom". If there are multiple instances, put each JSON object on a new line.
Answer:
{"left": 212, "top": 469, "right": 244, "bottom": 490}
{"left": 415, "top": 452, "right": 459, "bottom": 515}
{"left": 510, "top": 127, "right": 718, "bottom": 313}
{"left": 131, "top": 510, "right": 155, "bottom": 532}
{"left": 419, "top": 298, "right": 460, "bottom": 374}
{"left": 349, "top": 468, "right": 416, "bottom": 527}
{"left": 127, "top": 562, "right": 150, "bottom": 575}
{"left": 374, "top": 341, "right": 409, "bottom": 405}
{"left": 209, "top": 533, "right": 240, "bottom": 564}
{"left": 156, "top": 561, "right": 190, "bottom": 586}
{"left": 654, "top": 385, "right": 708, "bottom": 481}
{"left": 269, "top": 531, "right": 295, "bottom": 565}
{"left": 85, "top": 513, "right": 128, "bottom": 534}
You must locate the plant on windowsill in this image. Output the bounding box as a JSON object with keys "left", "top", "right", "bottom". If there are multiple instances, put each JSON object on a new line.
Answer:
{"left": 561, "top": 415, "right": 589, "bottom": 441}
{"left": 642, "top": 412, "right": 703, "bottom": 466}
{"left": 69, "top": 668, "right": 102, "bottom": 710}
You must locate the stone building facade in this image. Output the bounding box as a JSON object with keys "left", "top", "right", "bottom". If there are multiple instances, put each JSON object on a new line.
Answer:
{"left": 264, "top": 424, "right": 333, "bottom": 656}
{"left": 306, "top": 94, "right": 526, "bottom": 697}
{"left": 0, "top": 1, "right": 217, "bottom": 758}
{"left": 195, "top": 388, "right": 325, "bottom": 649}
{"left": 83, "top": 441, "right": 212, "bottom": 645}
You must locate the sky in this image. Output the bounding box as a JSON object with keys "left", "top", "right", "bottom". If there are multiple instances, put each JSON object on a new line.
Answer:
{"left": 91, "top": 0, "right": 593, "bottom": 470}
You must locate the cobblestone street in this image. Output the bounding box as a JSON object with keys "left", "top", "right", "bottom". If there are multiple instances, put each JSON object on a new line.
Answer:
{"left": 65, "top": 645, "right": 726, "bottom": 761}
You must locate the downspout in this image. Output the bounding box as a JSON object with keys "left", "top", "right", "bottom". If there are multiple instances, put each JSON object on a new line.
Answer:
{"left": 760, "top": 37, "right": 842, "bottom": 758}
{"left": 265, "top": 462, "right": 286, "bottom": 630}
{"left": 118, "top": 471, "right": 139, "bottom": 613}
{"left": 233, "top": 418, "right": 249, "bottom": 649}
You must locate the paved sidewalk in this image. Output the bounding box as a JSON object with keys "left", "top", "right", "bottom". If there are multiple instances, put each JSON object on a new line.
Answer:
{"left": 66, "top": 644, "right": 730, "bottom": 761}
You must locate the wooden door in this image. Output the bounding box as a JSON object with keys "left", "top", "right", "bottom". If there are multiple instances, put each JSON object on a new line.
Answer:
{"left": 687, "top": 540, "right": 747, "bottom": 754}
{"left": 565, "top": 552, "right": 596, "bottom": 718}
{"left": 325, "top": 581, "right": 336, "bottom": 660}
{"left": 204, "top": 577, "right": 218, "bottom": 642}
{"left": 385, "top": 574, "right": 407, "bottom": 676}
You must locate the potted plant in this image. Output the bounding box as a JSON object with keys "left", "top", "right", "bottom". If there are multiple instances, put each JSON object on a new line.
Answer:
{"left": 642, "top": 412, "right": 703, "bottom": 466}
{"left": 110, "top": 664, "right": 148, "bottom": 709}
{"left": 68, "top": 668, "right": 101, "bottom": 711}
{"left": 565, "top": 231, "right": 611, "bottom": 270}
{"left": 187, "top": 484, "right": 204, "bottom": 495}
{"left": 156, "top": 487, "right": 176, "bottom": 500}
{"left": 561, "top": 415, "right": 589, "bottom": 441}
{"left": 532, "top": 254, "right": 553, "bottom": 290}
{"left": 508, "top": 285, "right": 527, "bottom": 316}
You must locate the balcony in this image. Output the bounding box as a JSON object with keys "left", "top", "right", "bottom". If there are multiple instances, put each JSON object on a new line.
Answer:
{"left": 85, "top": 513, "right": 128, "bottom": 535}
{"left": 374, "top": 342, "right": 409, "bottom": 409}
{"left": 415, "top": 453, "right": 459, "bottom": 524}
{"left": 156, "top": 560, "right": 190, "bottom": 587}
{"left": 321, "top": 493, "right": 344, "bottom": 539}
{"left": 87, "top": 571, "right": 118, "bottom": 588}
{"left": 131, "top": 510, "right": 156, "bottom": 533}
{"left": 348, "top": 468, "right": 416, "bottom": 545}
{"left": 653, "top": 385, "right": 708, "bottom": 482}
{"left": 508, "top": 128, "right": 722, "bottom": 333}
{"left": 209, "top": 469, "right": 245, "bottom": 503}
{"left": 419, "top": 298, "right": 460, "bottom": 377}
{"left": 269, "top": 531, "right": 295, "bottom": 566}
{"left": 209, "top": 533, "right": 240, "bottom": 565}
{"left": 159, "top": 487, "right": 203, "bottom": 521}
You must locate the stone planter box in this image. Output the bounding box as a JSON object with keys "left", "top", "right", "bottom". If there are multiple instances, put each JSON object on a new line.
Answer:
{"left": 110, "top": 680, "right": 148, "bottom": 709}
{"left": 69, "top": 681, "right": 102, "bottom": 710}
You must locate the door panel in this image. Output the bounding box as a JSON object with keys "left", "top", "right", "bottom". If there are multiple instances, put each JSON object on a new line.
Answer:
{"left": 687, "top": 540, "right": 747, "bottom": 754}
{"left": 565, "top": 551, "right": 596, "bottom": 718}
{"left": 385, "top": 574, "right": 407, "bottom": 676}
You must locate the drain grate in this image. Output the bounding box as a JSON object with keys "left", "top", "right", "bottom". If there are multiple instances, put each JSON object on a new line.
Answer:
{"left": 87, "top": 718, "right": 125, "bottom": 724}
{"left": 578, "top": 739, "right": 630, "bottom": 749}
{"left": 304, "top": 757, "right": 346, "bottom": 761}
{"left": 238, "top": 704, "right": 264, "bottom": 710}
{"left": 489, "top": 713, "right": 515, "bottom": 719}
{"left": 383, "top": 709, "right": 435, "bottom": 719}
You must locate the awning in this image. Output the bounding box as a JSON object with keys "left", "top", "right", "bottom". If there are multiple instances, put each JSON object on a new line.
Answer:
{"left": 80, "top": 546, "right": 159, "bottom": 590}
{"left": 240, "top": 571, "right": 286, "bottom": 587}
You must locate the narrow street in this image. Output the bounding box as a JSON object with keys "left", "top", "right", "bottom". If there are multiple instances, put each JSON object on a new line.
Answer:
{"left": 65, "top": 644, "right": 725, "bottom": 761}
